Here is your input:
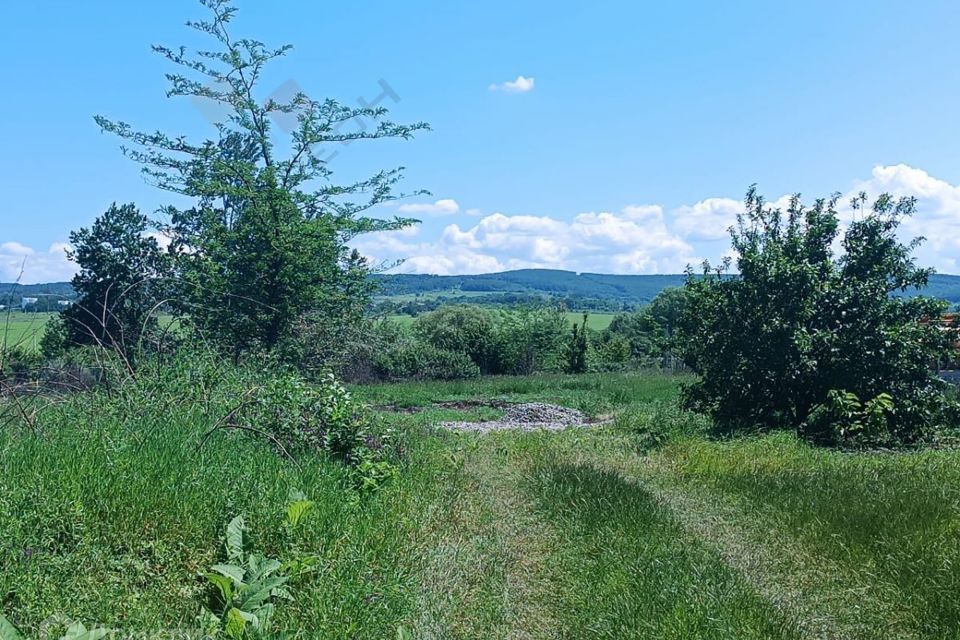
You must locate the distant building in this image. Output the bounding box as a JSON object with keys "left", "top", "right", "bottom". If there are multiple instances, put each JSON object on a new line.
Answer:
{"left": 57, "top": 300, "right": 73, "bottom": 307}
{"left": 21, "top": 297, "right": 38, "bottom": 310}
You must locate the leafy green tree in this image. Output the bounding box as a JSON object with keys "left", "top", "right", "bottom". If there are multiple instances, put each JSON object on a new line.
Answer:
{"left": 490, "top": 306, "right": 568, "bottom": 375}
{"left": 564, "top": 313, "right": 589, "bottom": 374}
{"left": 94, "top": 0, "right": 428, "bottom": 355}
{"left": 679, "top": 188, "right": 957, "bottom": 443}
{"left": 413, "top": 306, "right": 495, "bottom": 372}
{"left": 645, "top": 287, "right": 689, "bottom": 339}
{"left": 42, "top": 203, "right": 169, "bottom": 358}
{"left": 603, "top": 311, "right": 665, "bottom": 361}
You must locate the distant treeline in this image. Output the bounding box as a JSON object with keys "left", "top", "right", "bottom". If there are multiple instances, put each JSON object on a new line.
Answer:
{"left": 373, "top": 291, "right": 633, "bottom": 316}
{"left": 373, "top": 270, "right": 690, "bottom": 303}
{"left": 8, "top": 270, "right": 960, "bottom": 314}
{"left": 0, "top": 282, "right": 76, "bottom": 310}
{"left": 373, "top": 270, "right": 960, "bottom": 308}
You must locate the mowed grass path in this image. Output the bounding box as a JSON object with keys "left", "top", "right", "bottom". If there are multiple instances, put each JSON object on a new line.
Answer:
{"left": 3, "top": 371, "right": 959, "bottom": 637}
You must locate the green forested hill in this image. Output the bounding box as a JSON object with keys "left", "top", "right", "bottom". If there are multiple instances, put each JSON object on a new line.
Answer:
{"left": 0, "top": 282, "right": 75, "bottom": 307}
{"left": 5, "top": 271, "right": 960, "bottom": 310}
{"left": 374, "top": 270, "right": 690, "bottom": 304}
{"left": 375, "top": 270, "right": 960, "bottom": 306}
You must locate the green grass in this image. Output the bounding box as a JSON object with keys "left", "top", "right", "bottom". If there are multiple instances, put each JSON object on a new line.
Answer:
{"left": 0, "top": 313, "right": 178, "bottom": 353}
{"left": 2, "top": 369, "right": 959, "bottom": 638}
{"left": 647, "top": 435, "right": 960, "bottom": 638}
{"left": 564, "top": 311, "right": 615, "bottom": 330}
{"left": 0, "top": 312, "right": 55, "bottom": 351}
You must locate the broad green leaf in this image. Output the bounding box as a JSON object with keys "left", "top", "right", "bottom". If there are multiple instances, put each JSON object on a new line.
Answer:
{"left": 237, "top": 576, "right": 289, "bottom": 610}
{"left": 205, "top": 572, "right": 234, "bottom": 602}
{"left": 224, "top": 608, "right": 248, "bottom": 639}
{"left": 225, "top": 515, "right": 245, "bottom": 561}
{"left": 246, "top": 554, "right": 281, "bottom": 581}
{"left": 249, "top": 604, "right": 273, "bottom": 631}
{"left": 211, "top": 563, "right": 246, "bottom": 587}
{"left": 397, "top": 625, "right": 414, "bottom": 640}
{"left": 286, "top": 499, "right": 314, "bottom": 527}
{"left": 62, "top": 623, "right": 111, "bottom": 640}
{"left": 0, "top": 615, "right": 23, "bottom": 640}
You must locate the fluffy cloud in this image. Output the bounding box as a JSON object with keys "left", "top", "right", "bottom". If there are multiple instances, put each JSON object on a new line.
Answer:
{"left": 671, "top": 198, "right": 743, "bottom": 240}
{"left": 9, "top": 164, "right": 960, "bottom": 283}
{"left": 355, "top": 206, "right": 700, "bottom": 276}
{"left": 847, "top": 164, "right": 960, "bottom": 273}
{"left": 397, "top": 199, "right": 460, "bottom": 216}
{"left": 356, "top": 164, "right": 960, "bottom": 276}
{"left": 489, "top": 75, "right": 535, "bottom": 93}
{"left": 0, "top": 242, "right": 74, "bottom": 283}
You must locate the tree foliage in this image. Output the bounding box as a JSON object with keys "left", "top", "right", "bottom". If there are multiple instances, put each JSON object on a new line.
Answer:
{"left": 678, "top": 188, "right": 957, "bottom": 443}
{"left": 42, "top": 203, "right": 169, "bottom": 359}
{"left": 564, "top": 314, "right": 590, "bottom": 374}
{"left": 94, "top": 0, "right": 428, "bottom": 355}
{"left": 413, "top": 306, "right": 495, "bottom": 373}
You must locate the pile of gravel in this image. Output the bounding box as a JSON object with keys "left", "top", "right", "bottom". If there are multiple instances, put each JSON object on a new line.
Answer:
{"left": 440, "top": 402, "right": 592, "bottom": 433}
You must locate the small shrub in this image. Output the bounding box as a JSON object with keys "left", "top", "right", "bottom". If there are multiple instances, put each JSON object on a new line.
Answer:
{"left": 0, "top": 345, "right": 43, "bottom": 384}
{"left": 198, "top": 515, "right": 292, "bottom": 639}
{"left": 240, "top": 372, "right": 393, "bottom": 479}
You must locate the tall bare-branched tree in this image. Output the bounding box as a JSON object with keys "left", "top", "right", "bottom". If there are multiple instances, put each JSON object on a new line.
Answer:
{"left": 95, "top": 0, "right": 428, "bottom": 354}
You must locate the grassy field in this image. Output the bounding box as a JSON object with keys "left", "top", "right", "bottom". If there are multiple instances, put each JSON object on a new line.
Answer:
{"left": 387, "top": 311, "right": 617, "bottom": 331}
{"left": 2, "top": 371, "right": 959, "bottom": 638}
{"left": 0, "top": 312, "right": 55, "bottom": 351}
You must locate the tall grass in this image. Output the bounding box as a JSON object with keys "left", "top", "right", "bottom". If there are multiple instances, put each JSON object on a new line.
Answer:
{"left": 0, "top": 357, "right": 434, "bottom": 636}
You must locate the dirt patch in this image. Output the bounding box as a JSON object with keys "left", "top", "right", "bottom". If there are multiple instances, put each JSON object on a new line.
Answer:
{"left": 440, "top": 402, "right": 598, "bottom": 434}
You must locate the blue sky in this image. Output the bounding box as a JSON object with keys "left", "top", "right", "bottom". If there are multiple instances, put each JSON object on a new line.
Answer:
{"left": 3, "top": 0, "right": 960, "bottom": 282}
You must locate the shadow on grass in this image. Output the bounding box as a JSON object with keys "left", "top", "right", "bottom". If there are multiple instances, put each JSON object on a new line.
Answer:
{"left": 527, "top": 461, "right": 799, "bottom": 640}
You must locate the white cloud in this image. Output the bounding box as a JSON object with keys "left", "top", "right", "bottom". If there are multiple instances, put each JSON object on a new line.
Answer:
{"left": 354, "top": 164, "right": 960, "bottom": 276}
{"left": 672, "top": 198, "right": 743, "bottom": 241}
{"left": 397, "top": 199, "right": 460, "bottom": 216}
{"left": 354, "top": 205, "right": 699, "bottom": 276}
{"left": 489, "top": 75, "right": 535, "bottom": 93}
{"left": 846, "top": 164, "right": 960, "bottom": 274}
{"left": 1, "top": 242, "right": 74, "bottom": 283}
{"left": 0, "top": 242, "right": 36, "bottom": 256}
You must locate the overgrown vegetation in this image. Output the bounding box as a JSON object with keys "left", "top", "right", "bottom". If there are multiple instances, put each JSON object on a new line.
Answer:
{"left": 2, "top": 0, "right": 960, "bottom": 637}
{"left": 678, "top": 189, "right": 959, "bottom": 444}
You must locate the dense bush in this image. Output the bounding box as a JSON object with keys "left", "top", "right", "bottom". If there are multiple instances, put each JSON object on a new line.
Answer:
{"left": 374, "top": 340, "right": 480, "bottom": 381}
{"left": 413, "top": 306, "right": 495, "bottom": 372}
{"left": 411, "top": 305, "right": 573, "bottom": 376}
{"left": 489, "top": 307, "right": 568, "bottom": 375}
{"left": 679, "top": 189, "right": 959, "bottom": 444}
{"left": 599, "top": 312, "right": 664, "bottom": 362}
{"left": 234, "top": 371, "right": 395, "bottom": 486}
{"left": 41, "top": 203, "right": 169, "bottom": 361}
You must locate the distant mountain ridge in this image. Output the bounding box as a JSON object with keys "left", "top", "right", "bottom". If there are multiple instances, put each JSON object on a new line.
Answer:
{"left": 0, "top": 282, "right": 75, "bottom": 299}
{"left": 5, "top": 270, "right": 960, "bottom": 308}
{"left": 374, "top": 270, "right": 690, "bottom": 303}
{"left": 374, "top": 269, "right": 960, "bottom": 306}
